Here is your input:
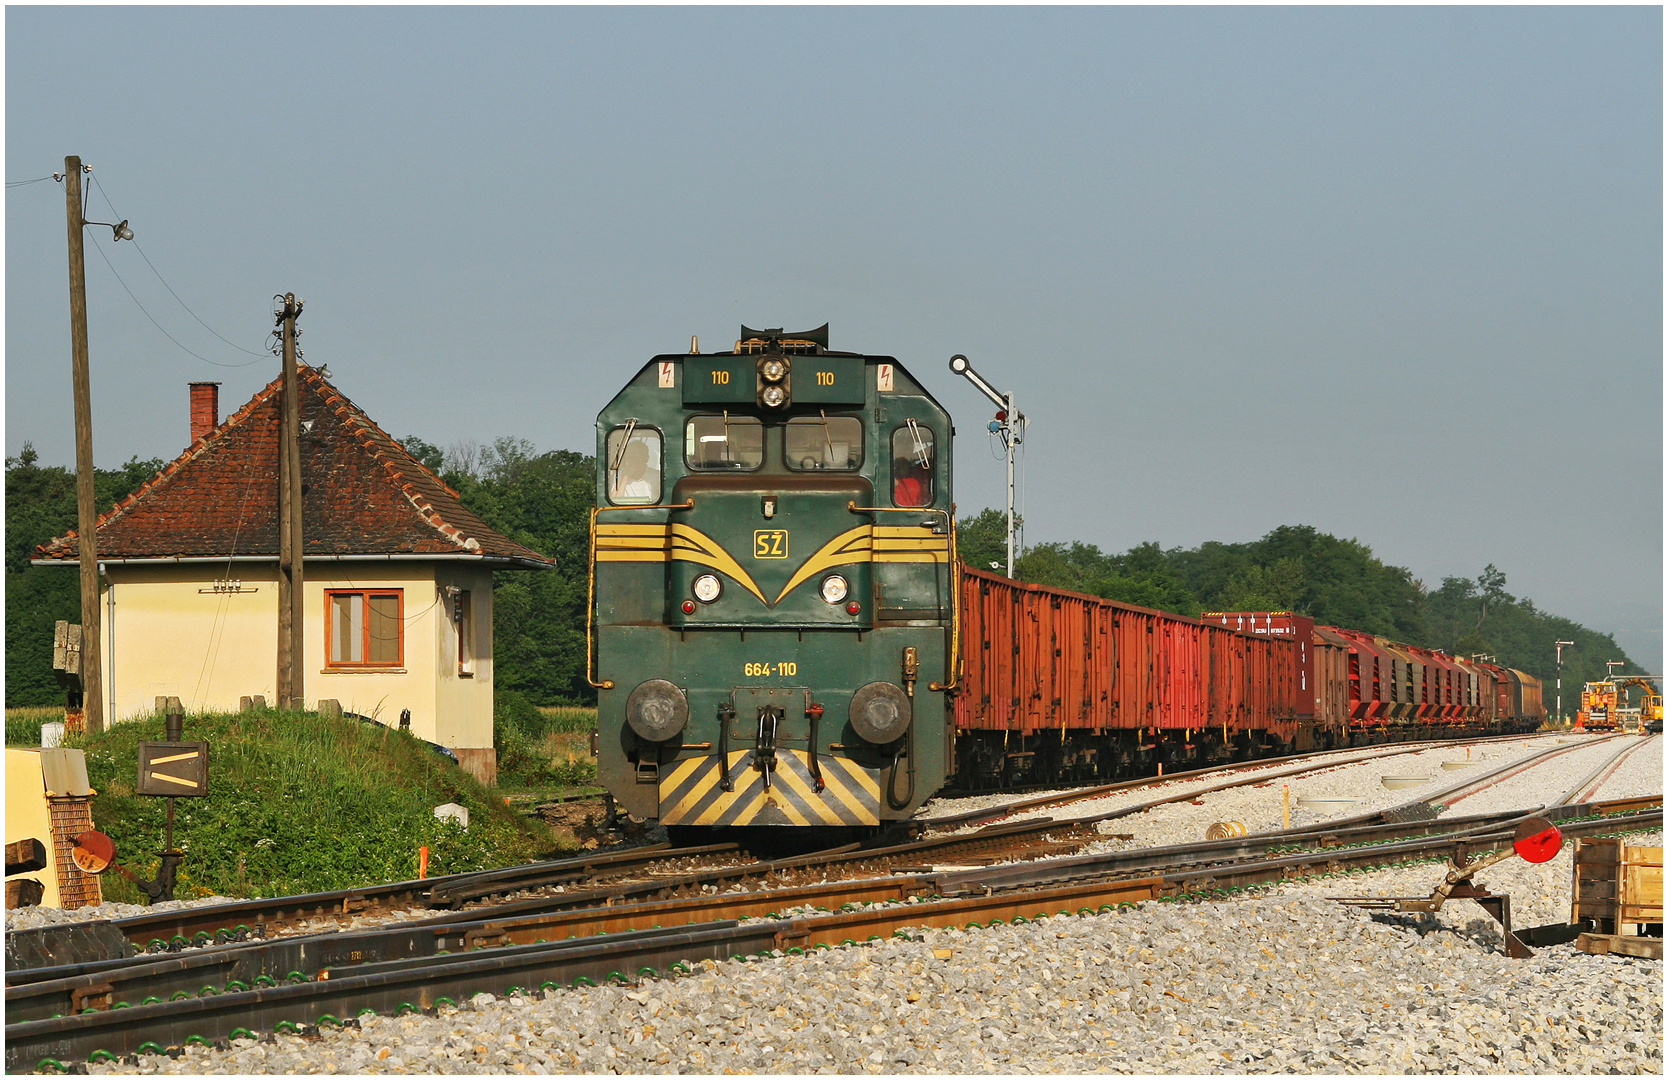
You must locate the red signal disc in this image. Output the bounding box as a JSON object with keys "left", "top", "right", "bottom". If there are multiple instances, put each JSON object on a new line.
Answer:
{"left": 1512, "top": 817, "right": 1562, "bottom": 864}
{"left": 73, "top": 829, "right": 115, "bottom": 874}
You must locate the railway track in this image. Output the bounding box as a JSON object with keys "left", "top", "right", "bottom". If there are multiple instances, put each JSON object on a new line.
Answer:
{"left": 0, "top": 730, "right": 1599, "bottom": 971}
{"left": 920, "top": 729, "right": 1600, "bottom": 832}
{"left": 4, "top": 816, "right": 1105, "bottom": 972}
{"left": 6, "top": 794, "right": 1657, "bottom": 1072}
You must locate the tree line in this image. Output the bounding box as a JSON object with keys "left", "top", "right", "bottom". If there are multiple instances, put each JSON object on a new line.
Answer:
{"left": 5, "top": 444, "right": 1644, "bottom": 715}
{"left": 956, "top": 508, "right": 1643, "bottom": 701}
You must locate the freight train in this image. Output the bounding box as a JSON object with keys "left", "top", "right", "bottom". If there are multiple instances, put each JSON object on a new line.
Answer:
{"left": 588, "top": 329, "right": 1545, "bottom": 828}
{"left": 953, "top": 573, "right": 1544, "bottom": 788}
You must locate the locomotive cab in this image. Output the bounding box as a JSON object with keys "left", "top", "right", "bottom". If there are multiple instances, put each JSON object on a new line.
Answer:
{"left": 590, "top": 327, "right": 956, "bottom": 831}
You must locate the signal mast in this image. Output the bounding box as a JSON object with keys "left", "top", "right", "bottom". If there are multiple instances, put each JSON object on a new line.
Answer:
{"left": 948, "top": 354, "right": 1028, "bottom": 579}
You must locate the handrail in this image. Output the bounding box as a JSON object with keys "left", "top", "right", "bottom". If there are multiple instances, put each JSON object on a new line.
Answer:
{"left": 845, "top": 503, "right": 959, "bottom": 693}
{"left": 587, "top": 500, "right": 695, "bottom": 689}
{"left": 930, "top": 514, "right": 961, "bottom": 693}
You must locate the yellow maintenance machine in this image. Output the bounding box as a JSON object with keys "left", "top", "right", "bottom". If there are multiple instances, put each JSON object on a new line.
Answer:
{"left": 1577, "top": 681, "right": 1619, "bottom": 731}
{"left": 1613, "top": 677, "right": 1663, "bottom": 735}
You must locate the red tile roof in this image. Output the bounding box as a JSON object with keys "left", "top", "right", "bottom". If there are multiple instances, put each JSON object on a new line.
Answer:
{"left": 36, "top": 367, "right": 554, "bottom": 568}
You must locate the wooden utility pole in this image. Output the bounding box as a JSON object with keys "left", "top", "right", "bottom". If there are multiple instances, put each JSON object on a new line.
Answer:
{"left": 62, "top": 155, "right": 104, "bottom": 734}
{"left": 275, "top": 294, "right": 305, "bottom": 709}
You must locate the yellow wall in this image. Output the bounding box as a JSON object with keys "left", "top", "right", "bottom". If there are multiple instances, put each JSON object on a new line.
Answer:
{"left": 99, "top": 562, "right": 494, "bottom": 754}
{"left": 5, "top": 749, "right": 59, "bottom": 908}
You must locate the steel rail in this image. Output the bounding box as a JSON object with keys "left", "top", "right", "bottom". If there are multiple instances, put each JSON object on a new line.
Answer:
{"left": 5, "top": 819, "right": 1092, "bottom": 978}
{"left": 923, "top": 731, "right": 1575, "bottom": 831}
{"left": 4, "top": 844, "right": 675, "bottom": 969}
{"left": 1302, "top": 735, "right": 1627, "bottom": 831}
{"left": 424, "top": 841, "right": 743, "bottom": 907}
{"left": 8, "top": 801, "right": 1659, "bottom": 1072}
{"left": 4, "top": 876, "right": 941, "bottom": 1019}
{"left": 1556, "top": 734, "right": 1660, "bottom": 806}
{"left": 918, "top": 799, "right": 1662, "bottom": 894}
{"left": 3, "top": 876, "right": 1167, "bottom": 1072}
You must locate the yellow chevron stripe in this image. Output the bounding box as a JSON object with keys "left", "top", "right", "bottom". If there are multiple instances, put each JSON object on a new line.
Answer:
{"left": 762, "top": 776, "right": 815, "bottom": 826}
{"left": 668, "top": 524, "right": 768, "bottom": 603}
{"left": 822, "top": 755, "right": 882, "bottom": 817}
{"left": 773, "top": 526, "right": 874, "bottom": 604}
{"left": 658, "top": 750, "right": 879, "bottom": 825}
{"left": 598, "top": 523, "right": 674, "bottom": 536}
{"left": 813, "top": 759, "right": 872, "bottom": 821}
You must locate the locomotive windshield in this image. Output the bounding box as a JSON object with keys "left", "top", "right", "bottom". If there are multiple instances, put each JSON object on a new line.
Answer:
{"left": 785, "top": 415, "right": 863, "bottom": 471}
{"left": 685, "top": 414, "right": 763, "bottom": 470}
{"left": 605, "top": 424, "right": 662, "bottom": 504}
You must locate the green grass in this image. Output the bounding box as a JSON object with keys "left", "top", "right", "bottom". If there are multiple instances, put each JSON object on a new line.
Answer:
{"left": 6, "top": 706, "right": 63, "bottom": 746}
{"left": 64, "top": 708, "right": 562, "bottom": 903}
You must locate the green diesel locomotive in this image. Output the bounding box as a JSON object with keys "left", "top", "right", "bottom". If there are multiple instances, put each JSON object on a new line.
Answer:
{"left": 590, "top": 326, "right": 958, "bottom": 830}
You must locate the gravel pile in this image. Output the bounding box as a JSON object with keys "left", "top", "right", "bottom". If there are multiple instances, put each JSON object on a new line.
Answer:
{"left": 82, "top": 829, "right": 1662, "bottom": 1076}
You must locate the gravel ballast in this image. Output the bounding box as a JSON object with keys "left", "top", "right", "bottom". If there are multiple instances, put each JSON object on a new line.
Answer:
{"left": 15, "top": 731, "right": 1658, "bottom": 1074}
{"left": 75, "top": 825, "right": 1662, "bottom": 1075}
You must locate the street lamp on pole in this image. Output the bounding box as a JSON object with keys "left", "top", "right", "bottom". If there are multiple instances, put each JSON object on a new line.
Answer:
{"left": 1554, "top": 640, "right": 1575, "bottom": 727}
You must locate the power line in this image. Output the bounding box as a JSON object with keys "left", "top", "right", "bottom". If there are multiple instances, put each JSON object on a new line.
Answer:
{"left": 86, "top": 235, "right": 264, "bottom": 368}
{"left": 90, "top": 174, "right": 270, "bottom": 358}
{"left": 6, "top": 175, "right": 54, "bottom": 188}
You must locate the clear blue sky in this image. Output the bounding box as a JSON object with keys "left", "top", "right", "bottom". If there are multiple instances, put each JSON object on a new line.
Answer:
{"left": 7, "top": 7, "right": 1661, "bottom": 669}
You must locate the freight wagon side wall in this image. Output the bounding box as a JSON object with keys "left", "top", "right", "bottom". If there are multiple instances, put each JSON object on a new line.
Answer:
{"left": 956, "top": 569, "right": 1304, "bottom": 739}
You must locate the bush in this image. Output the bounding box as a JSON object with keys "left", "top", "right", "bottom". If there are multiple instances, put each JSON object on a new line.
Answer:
{"left": 493, "top": 691, "right": 597, "bottom": 790}
{"left": 69, "top": 708, "right": 558, "bottom": 901}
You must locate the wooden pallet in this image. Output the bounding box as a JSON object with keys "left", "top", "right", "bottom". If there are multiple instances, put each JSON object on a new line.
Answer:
{"left": 1574, "top": 931, "right": 1663, "bottom": 960}
{"left": 1571, "top": 838, "right": 1661, "bottom": 958}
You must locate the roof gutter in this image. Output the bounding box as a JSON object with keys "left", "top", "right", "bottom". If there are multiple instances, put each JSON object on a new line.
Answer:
{"left": 32, "top": 553, "right": 555, "bottom": 571}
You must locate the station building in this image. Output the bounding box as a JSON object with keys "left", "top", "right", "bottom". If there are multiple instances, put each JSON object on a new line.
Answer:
{"left": 34, "top": 370, "right": 554, "bottom": 784}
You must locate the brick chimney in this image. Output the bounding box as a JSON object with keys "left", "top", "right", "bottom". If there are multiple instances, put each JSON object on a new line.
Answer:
{"left": 189, "top": 382, "right": 220, "bottom": 443}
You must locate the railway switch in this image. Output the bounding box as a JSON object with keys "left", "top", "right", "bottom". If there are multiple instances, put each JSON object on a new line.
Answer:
{"left": 1332, "top": 816, "right": 1563, "bottom": 958}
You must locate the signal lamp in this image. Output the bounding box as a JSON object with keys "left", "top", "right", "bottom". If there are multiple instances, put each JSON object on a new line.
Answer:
{"left": 761, "top": 358, "right": 787, "bottom": 382}
{"left": 820, "top": 574, "right": 849, "bottom": 604}
{"left": 681, "top": 600, "right": 696, "bottom": 615}
{"left": 846, "top": 601, "right": 861, "bottom": 615}
{"left": 693, "top": 574, "right": 722, "bottom": 603}
{"left": 761, "top": 385, "right": 787, "bottom": 408}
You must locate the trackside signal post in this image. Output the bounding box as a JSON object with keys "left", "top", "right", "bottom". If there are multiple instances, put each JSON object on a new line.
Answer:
{"left": 948, "top": 354, "right": 1028, "bottom": 578}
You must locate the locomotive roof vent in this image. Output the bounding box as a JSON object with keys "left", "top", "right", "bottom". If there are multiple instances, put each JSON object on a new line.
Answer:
{"left": 736, "top": 323, "right": 828, "bottom": 356}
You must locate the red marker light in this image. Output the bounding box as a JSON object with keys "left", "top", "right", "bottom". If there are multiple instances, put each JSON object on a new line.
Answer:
{"left": 681, "top": 600, "right": 696, "bottom": 615}
{"left": 847, "top": 601, "right": 861, "bottom": 615}
{"left": 994, "top": 409, "right": 1007, "bottom": 422}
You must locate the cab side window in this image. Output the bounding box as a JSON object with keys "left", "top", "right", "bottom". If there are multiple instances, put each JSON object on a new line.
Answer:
{"left": 891, "top": 422, "right": 934, "bottom": 507}
{"left": 606, "top": 425, "right": 662, "bottom": 505}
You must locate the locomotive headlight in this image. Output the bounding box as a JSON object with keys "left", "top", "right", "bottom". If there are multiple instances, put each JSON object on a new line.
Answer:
{"left": 626, "top": 679, "right": 689, "bottom": 742}
{"left": 761, "top": 384, "right": 787, "bottom": 408}
{"left": 819, "top": 574, "right": 849, "bottom": 604}
{"left": 849, "top": 681, "right": 911, "bottom": 745}
{"left": 692, "top": 573, "right": 723, "bottom": 604}
{"left": 761, "top": 358, "right": 787, "bottom": 382}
